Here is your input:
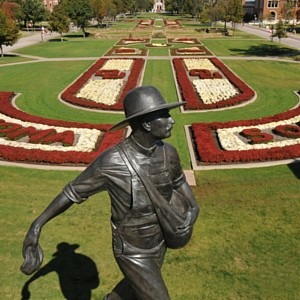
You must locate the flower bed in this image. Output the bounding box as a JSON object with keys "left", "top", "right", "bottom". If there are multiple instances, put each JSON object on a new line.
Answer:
{"left": 164, "top": 19, "right": 181, "bottom": 28}
{"left": 168, "top": 38, "right": 201, "bottom": 44}
{"left": 173, "top": 58, "right": 255, "bottom": 110}
{"left": 190, "top": 106, "right": 300, "bottom": 165}
{"left": 116, "top": 38, "right": 151, "bottom": 46}
{"left": 137, "top": 20, "right": 154, "bottom": 28}
{"left": 61, "top": 58, "right": 145, "bottom": 111}
{"left": 0, "top": 92, "right": 125, "bottom": 165}
{"left": 105, "top": 47, "right": 148, "bottom": 56}
{"left": 145, "top": 43, "right": 171, "bottom": 47}
{"left": 170, "top": 46, "right": 212, "bottom": 56}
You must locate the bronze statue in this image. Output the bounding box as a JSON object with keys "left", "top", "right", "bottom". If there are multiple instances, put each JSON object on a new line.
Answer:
{"left": 21, "top": 86, "right": 199, "bottom": 300}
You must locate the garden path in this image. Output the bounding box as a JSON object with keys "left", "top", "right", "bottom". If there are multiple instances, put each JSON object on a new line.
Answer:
{"left": 236, "top": 23, "right": 300, "bottom": 50}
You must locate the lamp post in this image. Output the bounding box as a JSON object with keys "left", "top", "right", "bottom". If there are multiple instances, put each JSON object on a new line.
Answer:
{"left": 41, "top": 26, "right": 44, "bottom": 43}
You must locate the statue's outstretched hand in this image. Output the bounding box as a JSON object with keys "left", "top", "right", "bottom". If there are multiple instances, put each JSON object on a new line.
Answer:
{"left": 20, "top": 229, "right": 43, "bottom": 275}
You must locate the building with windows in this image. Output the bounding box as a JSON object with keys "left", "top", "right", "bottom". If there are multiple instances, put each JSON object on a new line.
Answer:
{"left": 243, "top": 0, "right": 300, "bottom": 23}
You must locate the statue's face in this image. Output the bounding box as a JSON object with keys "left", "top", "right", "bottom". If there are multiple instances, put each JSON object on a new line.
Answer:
{"left": 146, "top": 109, "right": 175, "bottom": 139}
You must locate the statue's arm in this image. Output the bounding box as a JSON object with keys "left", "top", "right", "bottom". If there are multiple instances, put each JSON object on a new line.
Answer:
{"left": 175, "top": 182, "right": 200, "bottom": 223}
{"left": 21, "top": 193, "right": 73, "bottom": 275}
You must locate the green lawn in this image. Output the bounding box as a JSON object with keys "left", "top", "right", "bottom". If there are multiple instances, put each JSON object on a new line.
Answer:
{"left": 0, "top": 19, "right": 299, "bottom": 300}
{"left": 203, "top": 38, "right": 300, "bottom": 59}
{"left": 0, "top": 164, "right": 299, "bottom": 299}
{"left": 14, "top": 39, "right": 117, "bottom": 58}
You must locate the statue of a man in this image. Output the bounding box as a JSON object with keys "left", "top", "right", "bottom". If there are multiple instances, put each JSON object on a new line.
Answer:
{"left": 21, "top": 86, "right": 199, "bottom": 300}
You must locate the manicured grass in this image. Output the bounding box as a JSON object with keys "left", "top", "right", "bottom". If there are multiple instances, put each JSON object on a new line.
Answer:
{"left": 0, "top": 163, "right": 299, "bottom": 299}
{"left": 0, "top": 55, "right": 34, "bottom": 65}
{"left": 14, "top": 38, "right": 118, "bottom": 58}
{"left": 203, "top": 38, "right": 300, "bottom": 59}
{"left": 0, "top": 18, "right": 300, "bottom": 300}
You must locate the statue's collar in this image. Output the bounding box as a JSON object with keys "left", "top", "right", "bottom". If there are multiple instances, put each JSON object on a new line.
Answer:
{"left": 128, "top": 135, "right": 159, "bottom": 156}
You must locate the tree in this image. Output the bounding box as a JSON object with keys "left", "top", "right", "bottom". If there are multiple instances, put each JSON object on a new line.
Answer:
{"left": 90, "top": 0, "right": 117, "bottom": 26}
{"left": 66, "top": 0, "right": 92, "bottom": 37}
{"left": 0, "top": 9, "right": 20, "bottom": 57}
{"left": 113, "top": 0, "right": 126, "bottom": 15}
{"left": 184, "top": 0, "right": 202, "bottom": 18}
{"left": 281, "top": 0, "right": 295, "bottom": 25}
{"left": 2, "top": 1, "right": 21, "bottom": 20}
{"left": 19, "top": 0, "right": 46, "bottom": 28}
{"left": 221, "top": 0, "right": 244, "bottom": 33}
{"left": 272, "top": 20, "right": 288, "bottom": 43}
{"left": 49, "top": 3, "right": 70, "bottom": 41}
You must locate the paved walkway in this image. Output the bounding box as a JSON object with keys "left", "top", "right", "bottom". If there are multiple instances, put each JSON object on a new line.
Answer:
{"left": 236, "top": 24, "right": 300, "bottom": 50}
{"left": 3, "top": 31, "right": 60, "bottom": 53}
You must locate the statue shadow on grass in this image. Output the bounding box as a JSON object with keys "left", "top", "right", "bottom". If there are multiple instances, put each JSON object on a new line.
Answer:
{"left": 21, "top": 242, "right": 100, "bottom": 300}
{"left": 288, "top": 160, "right": 300, "bottom": 179}
{"left": 229, "top": 44, "right": 300, "bottom": 57}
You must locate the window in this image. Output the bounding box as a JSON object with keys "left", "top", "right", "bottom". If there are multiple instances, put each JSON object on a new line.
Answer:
{"left": 268, "top": 0, "right": 279, "bottom": 7}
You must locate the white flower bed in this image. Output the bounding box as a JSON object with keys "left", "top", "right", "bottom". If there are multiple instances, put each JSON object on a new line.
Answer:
{"left": 0, "top": 113, "right": 100, "bottom": 152}
{"left": 77, "top": 79, "right": 123, "bottom": 105}
{"left": 175, "top": 39, "right": 195, "bottom": 44}
{"left": 192, "top": 78, "right": 238, "bottom": 104}
{"left": 117, "top": 47, "right": 137, "bottom": 52}
{"left": 151, "top": 43, "right": 167, "bottom": 47}
{"left": 183, "top": 58, "right": 218, "bottom": 71}
{"left": 217, "top": 116, "right": 300, "bottom": 150}
{"left": 124, "top": 40, "right": 143, "bottom": 44}
{"left": 102, "top": 59, "right": 133, "bottom": 71}
{"left": 140, "top": 21, "right": 152, "bottom": 25}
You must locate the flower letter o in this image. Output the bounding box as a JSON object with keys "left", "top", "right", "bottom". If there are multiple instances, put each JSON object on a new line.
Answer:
{"left": 273, "top": 124, "right": 300, "bottom": 138}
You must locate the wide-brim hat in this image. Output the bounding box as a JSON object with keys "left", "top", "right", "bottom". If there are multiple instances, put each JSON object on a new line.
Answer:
{"left": 109, "top": 86, "right": 185, "bottom": 131}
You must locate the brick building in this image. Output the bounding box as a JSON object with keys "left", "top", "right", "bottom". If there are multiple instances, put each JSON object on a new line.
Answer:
{"left": 243, "top": 0, "right": 300, "bottom": 23}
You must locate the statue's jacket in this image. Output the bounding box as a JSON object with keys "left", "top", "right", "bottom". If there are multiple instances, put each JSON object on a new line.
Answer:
{"left": 62, "top": 136, "right": 186, "bottom": 258}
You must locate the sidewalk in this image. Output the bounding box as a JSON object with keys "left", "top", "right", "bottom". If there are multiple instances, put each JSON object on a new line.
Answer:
{"left": 236, "top": 24, "right": 300, "bottom": 50}
{"left": 3, "top": 31, "right": 60, "bottom": 53}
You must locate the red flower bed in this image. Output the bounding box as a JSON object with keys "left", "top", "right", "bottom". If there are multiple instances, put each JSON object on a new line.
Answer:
{"left": 173, "top": 58, "right": 255, "bottom": 110}
{"left": 0, "top": 92, "right": 125, "bottom": 165}
{"left": 94, "top": 69, "right": 126, "bottom": 79}
{"left": 170, "top": 46, "right": 212, "bottom": 56}
{"left": 60, "top": 58, "right": 145, "bottom": 111}
{"left": 115, "top": 48, "right": 136, "bottom": 54}
{"left": 240, "top": 128, "right": 274, "bottom": 144}
{"left": 163, "top": 19, "right": 181, "bottom": 27}
{"left": 189, "top": 69, "right": 223, "bottom": 79}
{"left": 137, "top": 20, "right": 154, "bottom": 28}
{"left": 273, "top": 124, "right": 300, "bottom": 138}
{"left": 191, "top": 106, "right": 300, "bottom": 164}
{"left": 105, "top": 47, "right": 148, "bottom": 56}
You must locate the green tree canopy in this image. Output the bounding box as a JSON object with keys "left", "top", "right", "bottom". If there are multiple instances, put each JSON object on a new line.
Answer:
{"left": 49, "top": 2, "right": 70, "bottom": 41}
{"left": 0, "top": 8, "right": 20, "bottom": 57}
{"left": 272, "top": 19, "right": 288, "bottom": 42}
{"left": 19, "top": 0, "right": 46, "bottom": 27}
{"left": 66, "top": 0, "right": 92, "bottom": 37}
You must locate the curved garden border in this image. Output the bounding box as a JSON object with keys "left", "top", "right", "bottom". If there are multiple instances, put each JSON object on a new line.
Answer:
{"left": 187, "top": 94, "right": 300, "bottom": 169}
{"left": 0, "top": 92, "right": 125, "bottom": 165}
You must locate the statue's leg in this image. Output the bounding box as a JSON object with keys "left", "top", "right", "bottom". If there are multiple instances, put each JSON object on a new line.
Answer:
{"left": 105, "top": 278, "right": 136, "bottom": 300}
{"left": 114, "top": 254, "right": 170, "bottom": 300}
